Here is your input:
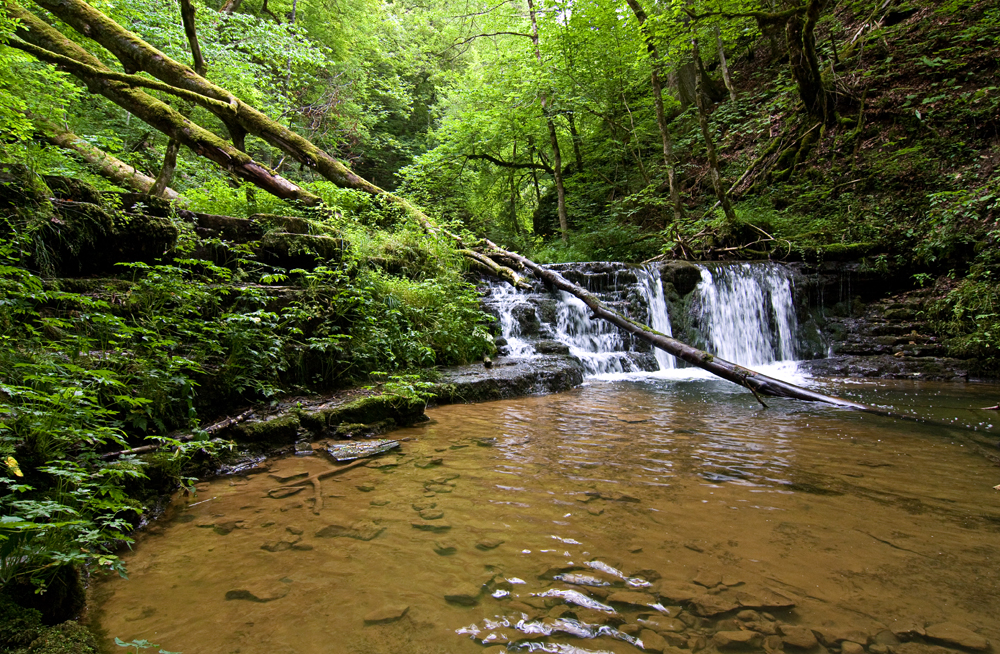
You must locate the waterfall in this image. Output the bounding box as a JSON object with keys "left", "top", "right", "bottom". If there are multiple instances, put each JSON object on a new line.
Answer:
{"left": 693, "top": 263, "right": 798, "bottom": 367}
{"left": 485, "top": 281, "right": 537, "bottom": 358}
{"left": 485, "top": 261, "right": 799, "bottom": 377}
{"left": 636, "top": 266, "right": 675, "bottom": 370}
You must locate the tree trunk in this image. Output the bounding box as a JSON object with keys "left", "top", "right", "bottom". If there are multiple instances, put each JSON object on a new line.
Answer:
{"left": 714, "top": 24, "right": 737, "bottom": 102}
{"left": 150, "top": 138, "right": 180, "bottom": 197}
{"left": 692, "top": 39, "right": 736, "bottom": 226}
{"left": 39, "top": 116, "right": 182, "bottom": 200}
{"left": 784, "top": 0, "right": 831, "bottom": 122}
{"left": 10, "top": 5, "right": 321, "bottom": 205}
{"left": 220, "top": 0, "right": 243, "bottom": 13}
{"left": 566, "top": 112, "right": 583, "bottom": 175}
{"left": 29, "top": 0, "right": 381, "bottom": 196}
{"left": 527, "top": 0, "right": 569, "bottom": 243}
{"left": 179, "top": 0, "right": 206, "bottom": 76}
{"left": 624, "top": 0, "right": 684, "bottom": 227}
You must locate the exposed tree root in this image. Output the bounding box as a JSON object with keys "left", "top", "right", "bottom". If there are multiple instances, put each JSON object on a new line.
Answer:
{"left": 268, "top": 458, "right": 369, "bottom": 514}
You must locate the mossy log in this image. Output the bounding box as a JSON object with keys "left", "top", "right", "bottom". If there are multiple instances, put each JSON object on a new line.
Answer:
{"left": 29, "top": 0, "right": 380, "bottom": 196}
{"left": 36, "top": 116, "right": 182, "bottom": 201}
{"left": 9, "top": 5, "right": 321, "bottom": 206}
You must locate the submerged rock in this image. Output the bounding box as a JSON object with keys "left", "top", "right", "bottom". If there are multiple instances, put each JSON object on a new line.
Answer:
{"left": 778, "top": 625, "right": 818, "bottom": 649}
{"left": 224, "top": 583, "right": 288, "bottom": 603}
{"left": 713, "top": 630, "right": 761, "bottom": 649}
{"left": 363, "top": 605, "right": 409, "bottom": 624}
{"left": 315, "top": 520, "right": 385, "bottom": 541}
{"left": 444, "top": 584, "right": 483, "bottom": 606}
{"left": 475, "top": 538, "right": 504, "bottom": 551}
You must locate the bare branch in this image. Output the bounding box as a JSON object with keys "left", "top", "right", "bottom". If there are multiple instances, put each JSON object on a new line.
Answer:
{"left": 444, "top": 30, "right": 535, "bottom": 51}
{"left": 466, "top": 153, "right": 553, "bottom": 173}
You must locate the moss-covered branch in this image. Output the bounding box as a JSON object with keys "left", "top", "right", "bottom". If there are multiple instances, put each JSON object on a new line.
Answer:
{"left": 8, "top": 38, "right": 235, "bottom": 114}
{"left": 10, "top": 2, "right": 322, "bottom": 205}
{"left": 35, "top": 115, "right": 182, "bottom": 200}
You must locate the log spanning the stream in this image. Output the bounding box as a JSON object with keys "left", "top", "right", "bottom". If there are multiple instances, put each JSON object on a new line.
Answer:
{"left": 489, "top": 246, "right": 873, "bottom": 411}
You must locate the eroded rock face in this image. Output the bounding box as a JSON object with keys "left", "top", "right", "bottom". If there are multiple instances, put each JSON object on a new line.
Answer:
{"left": 432, "top": 355, "right": 585, "bottom": 404}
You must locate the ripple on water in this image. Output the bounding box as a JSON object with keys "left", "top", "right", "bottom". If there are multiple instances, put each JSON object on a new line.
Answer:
{"left": 92, "top": 378, "right": 1000, "bottom": 654}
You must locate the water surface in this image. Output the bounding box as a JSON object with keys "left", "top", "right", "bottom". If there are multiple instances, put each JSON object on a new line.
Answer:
{"left": 91, "top": 377, "right": 1000, "bottom": 654}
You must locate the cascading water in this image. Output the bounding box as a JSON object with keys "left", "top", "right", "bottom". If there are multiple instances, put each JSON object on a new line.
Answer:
{"left": 636, "top": 266, "right": 675, "bottom": 371}
{"left": 692, "top": 263, "right": 798, "bottom": 367}
{"left": 551, "top": 264, "right": 675, "bottom": 375}
{"left": 485, "top": 261, "right": 800, "bottom": 377}
{"left": 484, "top": 281, "right": 537, "bottom": 358}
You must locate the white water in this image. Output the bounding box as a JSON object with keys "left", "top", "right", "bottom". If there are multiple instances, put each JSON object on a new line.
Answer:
{"left": 487, "top": 261, "right": 801, "bottom": 382}
{"left": 553, "top": 265, "right": 674, "bottom": 376}
{"left": 486, "top": 282, "right": 537, "bottom": 357}
{"left": 554, "top": 290, "right": 634, "bottom": 375}
{"left": 636, "top": 265, "right": 675, "bottom": 371}
{"left": 693, "top": 263, "right": 798, "bottom": 367}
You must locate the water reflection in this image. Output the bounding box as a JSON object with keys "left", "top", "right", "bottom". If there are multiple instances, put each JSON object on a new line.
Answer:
{"left": 92, "top": 378, "right": 1000, "bottom": 654}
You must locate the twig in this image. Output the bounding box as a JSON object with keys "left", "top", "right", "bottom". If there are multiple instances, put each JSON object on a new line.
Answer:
{"left": 100, "top": 410, "right": 253, "bottom": 460}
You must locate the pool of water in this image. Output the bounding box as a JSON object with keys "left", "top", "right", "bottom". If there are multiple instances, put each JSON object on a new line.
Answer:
{"left": 90, "top": 377, "right": 1000, "bottom": 654}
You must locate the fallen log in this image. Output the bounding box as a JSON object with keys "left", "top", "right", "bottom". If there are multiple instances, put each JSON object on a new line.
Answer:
{"left": 486, "top": 244, "right": 871, "bottom": 410}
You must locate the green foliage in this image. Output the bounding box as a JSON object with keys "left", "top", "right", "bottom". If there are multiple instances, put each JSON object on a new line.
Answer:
{"left": 929, "top": 272, "right": 1000, "bottom": 369}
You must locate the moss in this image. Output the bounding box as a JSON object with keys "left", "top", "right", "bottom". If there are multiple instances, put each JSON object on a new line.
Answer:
{"left": 1, "top": 566, "right": 85, "bottom": 625}
{"left": 318, "top": 395, "right": 425, "bottom": 430}
{"left": 0, "top": 164, "right": 51, "bottom": 209}
{"left": 251, "top": 214, "right": 339, "bottom": 237}
{"left": 0, "top": 594, "right": 43, "bottom": 648}
{"left": 113, "top": 214, "right": 179, "bottom": 262}
{"left": 233, "top": 413, "right": 300, "bottom": 444}
{"left": 24, "top": 621, "right": 96, "bottom": 654}
{"left": 42, "top": 177, "right": 102, "bottom": 205}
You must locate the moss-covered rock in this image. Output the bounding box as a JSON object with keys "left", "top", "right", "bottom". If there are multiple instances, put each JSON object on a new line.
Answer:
{"left": 657, "top": 261, "right": 702, "bottom": 297}
{"left": 24, "top": 621, "right": 97, "bottom": 654}
{"left": 1, "top": 565, "right": 85, "bottom": 625}
{"left": 0, "top": 164, "right": 51, "bottom": 209}
{"left": 233, "top": 413, "right": 300, "bottom": 444}
{"left": 185, "top": 212, "right": 265, "bottom": 242}
{"left": 0, "top": 594, "right": 43, "bottom": 648}
{"left": 250, "top": 214, "right": 326, "bottom": 236}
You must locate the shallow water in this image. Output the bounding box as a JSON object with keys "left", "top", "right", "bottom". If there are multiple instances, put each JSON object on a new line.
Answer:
{"left": 91, "top": 377, "right": 1000, "bottom": 654}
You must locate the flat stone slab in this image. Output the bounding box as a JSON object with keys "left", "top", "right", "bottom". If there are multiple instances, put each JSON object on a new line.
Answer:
{"left": 432, "top": 355, "right": 584, "bottom": 404}
{"left": 924, "top": 623, "right": 989, "bottom": 651}
{"left": 798, "top": 355, "right": 969, "bottom": 382}
{"left": 363, "top": 605, "right": 409, "bottom": 624}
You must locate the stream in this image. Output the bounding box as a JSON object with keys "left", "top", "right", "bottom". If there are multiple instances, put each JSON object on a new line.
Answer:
{"left": 91, "top": 375, "right": 1000, "bottom": 654}
{"left": 91, "top": 262, "right": 999, "bottom": 653}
